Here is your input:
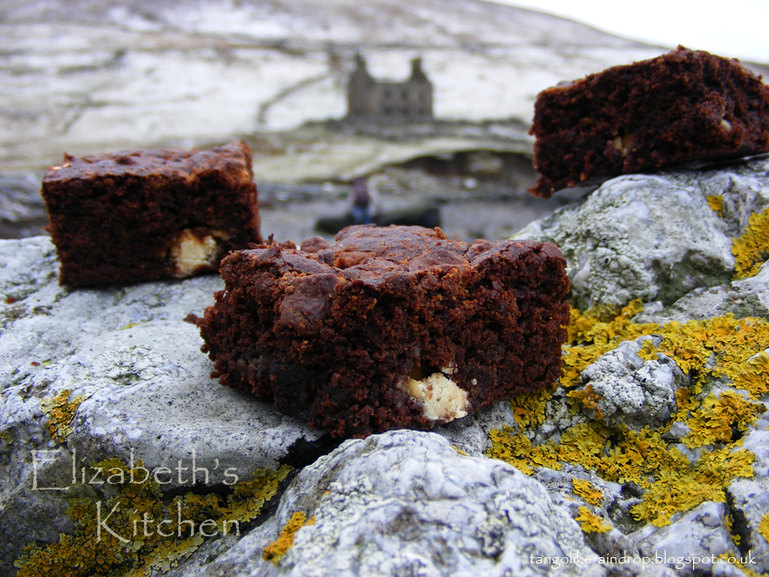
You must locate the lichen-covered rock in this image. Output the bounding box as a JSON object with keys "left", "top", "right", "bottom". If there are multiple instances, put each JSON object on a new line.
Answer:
{"left": 0, "top": 237, "right": 322, "bottom": 576}
{"left": 516, "top": 156, "right": 769, "bottom": 309}
{"left": 576, "top": 337, "right": 684, "bottom": 429}
{"left": 488, "top": 161, "right": 769, "bottom": 577}
{"left": 726, "top": 478, "right": 769, "bottom": 574}
{"left": 189, "top": 430, "right": 605, "bottom": 577}
{"left": 436, "top": 397, "right": 518, "bottom": 456}
{"left": 631, "top": 502, "right": 746, "bottom": 577}
{"left": 741, "top": 406, "right": 769, "bottom": 478}
{"left": 636, "top": 261, "right": 769, "bottom": 324}
{"left": 4, "top": 154, "right": 769, "bottom": 577}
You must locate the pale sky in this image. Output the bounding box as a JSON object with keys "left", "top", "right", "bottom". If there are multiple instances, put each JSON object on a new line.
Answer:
{"left": 489, "top": 0, "right": 769, "bottom": 63}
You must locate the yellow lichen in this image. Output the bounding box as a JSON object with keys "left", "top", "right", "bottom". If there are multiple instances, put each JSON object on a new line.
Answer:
{"left": 641, "top": 316, "right": 769, "bottom": 398}
{"left": 631, "top": 447, "right": 755, "bottom": 527}
{"left": 488, "top": 306, "right": 769, "bottom": 528}
{"left": 682, "top": 390, "right": 765, "bottom": 449}
{"left": 706, "top": 194, "right": 724, "bottom": 216}
{"left": 262, "top": 511, "right": 316, "bottom": 565}
{"left": 725, "top": 510, "right": 740, "bottom": 546}
{"left": 488, "top": 426, "right": 559, "bottom": 476}
{"left": 731, "top": 351, "right": 769, "bottom": 399}
{"left": 15, "top": 459, "right": 291, "bottom": 577}
{"left": 732, "top": 206, "right": 769, "bottom": 279}
{"left": 637, "top": 337, "right": 659, "bottom": 362}
{"left": 491, "top": 422, "right": 757, "bottom": 528}
{"left": 40, "top": 389, "right": 87, "bottom": 443}
{"left": 575, "top": 506, "right": 611, "bottom": 533}
{"left": 572, "top": 479, "right": 603, "bottom": 506}
{"left": 757, "top": 512, "right": 769, "bottom": 548}
{"left": 561, "top": 299, "right": 657, "bottom": 389}
{"left": 510, "top": 387, "right": 554, "bottom": 429}
{"left": 567, "top": 385, "right": 604, "bottom": 420}
{"left": 0, "top": 429, "right": 13, "bottom": 445}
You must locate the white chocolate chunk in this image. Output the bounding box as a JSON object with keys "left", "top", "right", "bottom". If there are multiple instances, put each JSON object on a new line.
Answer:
{"left": 169, "top": 229, "right": 228, "bottom": 277}
{"left": 611, "top": 134, "right": 635, "bottom": 156}
{"left": 400, "top": 367, "right": 470, "bottom": 422}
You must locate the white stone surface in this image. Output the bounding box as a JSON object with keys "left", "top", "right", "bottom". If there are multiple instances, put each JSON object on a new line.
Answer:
{"left": 3, "top": 155, "right": 769, "bottom": 576}
{"left": 631, "top": 502, "right": 745, "bottom": 577}
{"left": 0, "top": 236, "right": 322, "bottom": 573}
{"left": 516, "top": 157, "right": 769, "bottom": 309}
{"left": 577, "top": 337, "right": 684, "bottom": 429}
{"left": 189, "top": 430, "right": 605, "bottom": 577}
{"left": 726, "top": 478, "right": 769, "bottom": 574}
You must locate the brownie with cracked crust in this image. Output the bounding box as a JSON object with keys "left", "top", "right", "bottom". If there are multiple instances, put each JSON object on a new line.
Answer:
{"left": 198, "top": 225, "right": 570, "bottom": 438}
{"left": 530, "top": 46, "right": 769, "bottom": 197}
{"left": 42, "top": 140, "right": 262, "bottom": 286}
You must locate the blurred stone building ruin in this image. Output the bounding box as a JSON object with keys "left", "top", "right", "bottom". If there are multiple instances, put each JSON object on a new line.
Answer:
{"left": 346, "top": 54, "right": 433, "bottom": 122}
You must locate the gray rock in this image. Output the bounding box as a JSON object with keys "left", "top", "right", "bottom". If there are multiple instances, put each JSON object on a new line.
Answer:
{"left": 576, "top": 337, "right": 685, "bottom": 429}
{"left": 732, "top": 262, "right": 769, "bottom": 316}
{"left": 3, "top": 153, "right": 769, "bottom": 577}
{"left": 191, "top": 430, "right": 605, "bottom": 577}
{"left": 726, "top": 478, "right": 769, "bottom": 574}
{"left": 503, "top": 336, "right": 687, "bottom": 451}
{"left": 0, "top": 236, "right": 322, "bottom": 575}
{"left": 700, "top": 159, "right": 769, "bottom": 236}
{"left": 740, "top": 406, "right": 769, "bottom": 478}
{"left": 436, "top": 399, "right": 518, "bottom": 456}
{"left": 602, "top": 562, "right": 679, "bottom": 577}
{"left": 631, "top": 502, "right": 748, "bottom": 577}
{"left": 635, "top": 263, "right": 769, "bottom": 324}
{"left": 516, "top": 157, "right": 769, "bottom": 309}
{"left": 0, "top": 172, "right": 48, "bottom": 238}
{"left": 531, "top": 468, "right": 636, "bottom": 553}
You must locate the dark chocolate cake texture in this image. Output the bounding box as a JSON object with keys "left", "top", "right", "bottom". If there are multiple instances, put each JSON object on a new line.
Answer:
{"left": 530, "top": 47, "right": 769, "bottom": 197}
{"left": 42, "top": 140, "right": 262, "bottom": 286}
{"left": 199, "top": 225, "right": 570, "bottom": 438}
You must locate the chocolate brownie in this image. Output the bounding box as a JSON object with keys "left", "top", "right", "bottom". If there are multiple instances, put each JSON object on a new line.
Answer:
{"left": 530, "top": 47, "right": 769, "bottom": 197}
{"left": 42, "top": 141, "right": 262, "bottom": 286}
{"left": 198, "top": 225, "right": 570, "bottom": 438}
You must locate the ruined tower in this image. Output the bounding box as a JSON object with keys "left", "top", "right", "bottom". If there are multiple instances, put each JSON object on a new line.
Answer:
{"left": 346, "top": 54, "right": 434, "bottom": 122}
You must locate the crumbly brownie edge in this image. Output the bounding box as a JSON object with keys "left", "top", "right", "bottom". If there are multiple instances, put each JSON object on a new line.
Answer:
{"left": 199, "top": 231, "right": 570, "bottom": 438}
{"left": 42, "top": 141, "right": 261, "bottom": 286}
{"left": 529, "top": 47, "right": 769, "bottom": 196}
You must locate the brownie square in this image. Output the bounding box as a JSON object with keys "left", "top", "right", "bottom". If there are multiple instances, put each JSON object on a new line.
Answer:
{"left": 198, "top": 225, "right": 570, "bottom": 438}
{"left": 42, "top": 141, "right": 262, "bottom": 286}
{"left": 530, "top": 47, "right": 769, "bottom": 197}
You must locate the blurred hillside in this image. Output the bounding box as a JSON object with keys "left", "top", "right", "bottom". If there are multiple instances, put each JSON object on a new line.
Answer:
{"left": 8, "top": 0, "right": 755, "bottom": 241}
{"left": 0, "top": 0, "right": 670, "bottom": 175}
